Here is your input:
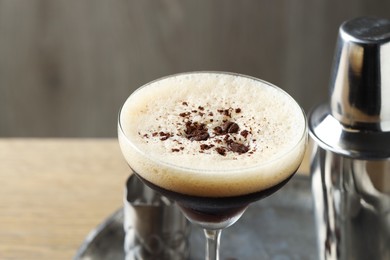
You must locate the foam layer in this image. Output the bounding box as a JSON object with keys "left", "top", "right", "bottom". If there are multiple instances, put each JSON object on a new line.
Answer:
{"left": 119, "top": 72, "right": 307, "bottom": 197}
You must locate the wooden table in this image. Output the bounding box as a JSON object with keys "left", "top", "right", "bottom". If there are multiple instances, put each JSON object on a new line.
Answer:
{"left": 0, "top": 138, "right": 310, "bottom": 260}
{"left": 0, "top": 139, "right": 130, "bottom": 260}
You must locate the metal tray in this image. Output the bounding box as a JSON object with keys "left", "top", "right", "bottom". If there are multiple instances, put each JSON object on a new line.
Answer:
{"left": 74, "top": 176, "right": 317, "bottom": 260}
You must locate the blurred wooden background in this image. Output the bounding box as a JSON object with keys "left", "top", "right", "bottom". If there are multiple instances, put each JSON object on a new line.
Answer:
{"left": 0, "top": 0, "right": 389, "bottom": 137}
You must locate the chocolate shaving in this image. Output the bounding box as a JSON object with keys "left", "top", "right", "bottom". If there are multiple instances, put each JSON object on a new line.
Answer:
{"left": 185, "top": 121, "right": 209, "bottom": 141}
{"left": 200, "top": 144, "right": 215, "bottom": 150}
{"left": 213, "top": 126, "right": 223, "bottom": 135}
{"left": 221, "top": 122, "right": 232, "bottom": 133}
{"left": 228, "top": 142, "right": 249, "bottom": 154}
{"left": 217, "top": 109, "right": 232, "bottom": 117}
{"left": 240, "top": 130, "right": 249, "bottom": 138}
{"left": 225, "top": 122, "right": 239, "bottom": 133}
{"left": 159, "top": 132, "right": 171, "bottom": 141}
{"left": 215, "top": 147, "right": 226, "bottom": 156}
{"left": 179, "top": 112, "right": 190, "bottom": 117}
{"left": 214, "top": 121, "right": 240, "bottom": 135}
{"left": 151, "top": 102, "right": 253, "bottom": 156}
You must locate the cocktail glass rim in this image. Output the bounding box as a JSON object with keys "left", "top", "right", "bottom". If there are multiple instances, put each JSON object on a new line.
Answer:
{"left": 118, "top": 70, "right": 307, "bottom": 176}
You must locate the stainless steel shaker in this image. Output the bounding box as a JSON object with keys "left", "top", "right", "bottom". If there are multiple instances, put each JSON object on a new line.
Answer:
{"left": 124, "top": 174, "right": 190, "bottom": 260}
{"left": 309, "top": 17, "right": 390, "bottom": 260}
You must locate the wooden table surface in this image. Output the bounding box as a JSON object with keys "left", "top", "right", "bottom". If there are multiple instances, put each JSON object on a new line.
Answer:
{"left": 0, "top": 138, "right": 309, "bottom": 260}
{"left": 0, "top": 139, "right": 130, "bottom": 260}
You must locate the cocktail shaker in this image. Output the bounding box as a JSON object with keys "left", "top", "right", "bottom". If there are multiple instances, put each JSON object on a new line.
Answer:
{"left": 124, "top": 174, "right": 190, "bottom": 260}
{"left": 309, "top": 17, "right": 390, "bottom": 260}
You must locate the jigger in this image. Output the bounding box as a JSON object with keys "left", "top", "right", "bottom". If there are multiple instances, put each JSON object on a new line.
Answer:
{"left": 309, "top": 17, "right": 390, "bottom": 260}
{"left": 123, "top": 174, "right": 190, "bottom": 260}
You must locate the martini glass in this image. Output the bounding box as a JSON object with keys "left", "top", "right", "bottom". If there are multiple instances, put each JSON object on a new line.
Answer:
{"left": 118, "top": 72, "right": 307, "bottom": 259}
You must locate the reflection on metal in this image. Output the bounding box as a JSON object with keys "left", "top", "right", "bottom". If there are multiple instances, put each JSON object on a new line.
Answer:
{"left": 123, "top": 175, "right": 190, "bottom": 260}
{"left": 311, "top": 147, "right": 390, "bottom": 260}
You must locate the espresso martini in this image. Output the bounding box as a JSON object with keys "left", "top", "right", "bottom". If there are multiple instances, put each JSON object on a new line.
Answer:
{"left": 118, "top": 72, "right": 306, "bottom": 226}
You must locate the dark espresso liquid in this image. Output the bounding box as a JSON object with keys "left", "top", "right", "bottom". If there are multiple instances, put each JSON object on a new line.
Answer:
{"left": 134, "top": 170, "right": 296, "bottom": 223}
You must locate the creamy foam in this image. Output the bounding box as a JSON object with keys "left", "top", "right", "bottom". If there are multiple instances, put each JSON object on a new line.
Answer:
{"left": 119, "top": 72, "right": 307, "bottom": 197}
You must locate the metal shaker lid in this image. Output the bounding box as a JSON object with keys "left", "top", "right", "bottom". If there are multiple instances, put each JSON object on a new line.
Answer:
{"left": 309, "top": 17, "right": 390, "bottom": 159}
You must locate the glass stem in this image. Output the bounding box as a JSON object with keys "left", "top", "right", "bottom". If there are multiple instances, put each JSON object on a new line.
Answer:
{"left": 204, "top": 228, "right": 222, "bottom": 260}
